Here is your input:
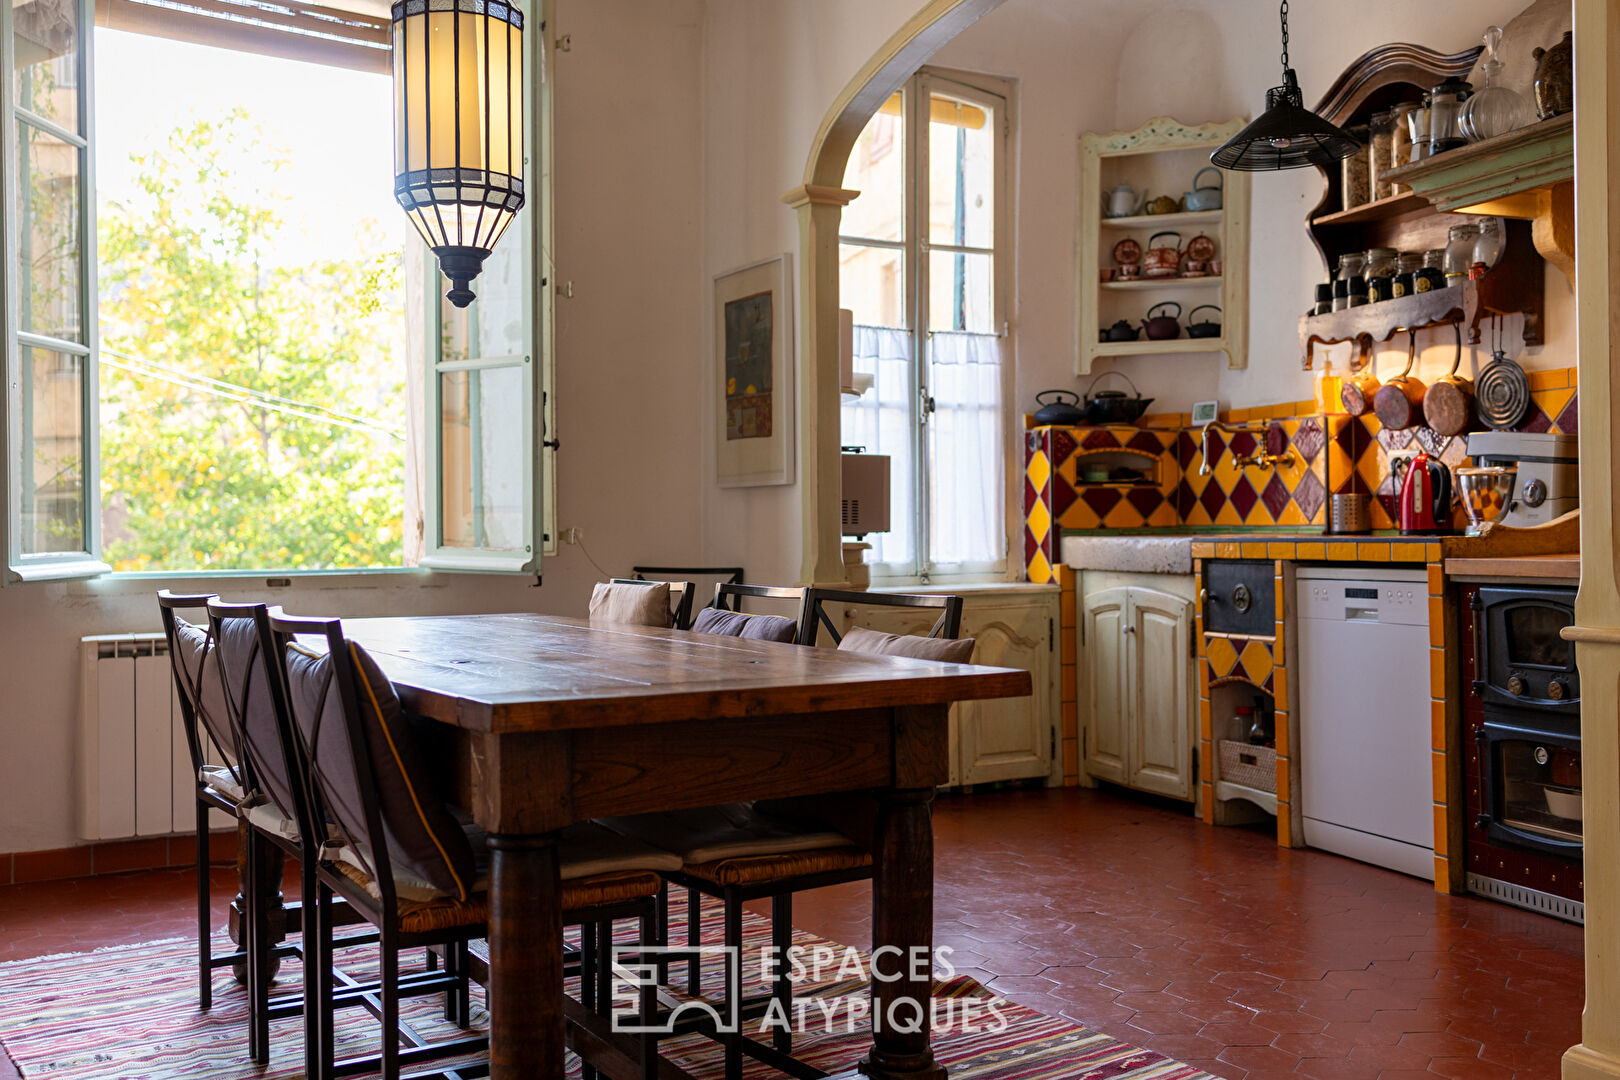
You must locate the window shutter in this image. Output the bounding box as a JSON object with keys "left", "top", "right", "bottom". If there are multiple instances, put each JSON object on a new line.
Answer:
{"left": 93, "top": 0, "right": 389, "bottom": 75}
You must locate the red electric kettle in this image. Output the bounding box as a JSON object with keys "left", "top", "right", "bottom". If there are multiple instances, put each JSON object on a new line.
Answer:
{"left": 1398, "top": 451, "right": 1452, "bottom": 534}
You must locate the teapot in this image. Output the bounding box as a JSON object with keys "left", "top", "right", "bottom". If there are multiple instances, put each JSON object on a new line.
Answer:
{"left": 1105, "top": 183, "right": 1143, "bottom": 218}
{"left": 1181, "top": 167, "right": 1224, "bottom": 212}
{"left": 1102, "top": 319, "right": 1141, "bottom": 342}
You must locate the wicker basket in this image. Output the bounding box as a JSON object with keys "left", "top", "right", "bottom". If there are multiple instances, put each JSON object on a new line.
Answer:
{"left": 1218, "top": 739, "right": 1277, "bottom": 792}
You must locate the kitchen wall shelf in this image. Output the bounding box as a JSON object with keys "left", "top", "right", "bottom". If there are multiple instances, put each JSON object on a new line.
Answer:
{"left": 1100, "top": 278, "right": 1222, "bottom": 291}
{"left": 1078, "top": 115, "right": 1249, "bottom": 374}
{"left": 1099, "top": 209, "right": 1222, "bottom": 230}
{"left": 1311, "top": 191, "right": 1429, "bottom": 228}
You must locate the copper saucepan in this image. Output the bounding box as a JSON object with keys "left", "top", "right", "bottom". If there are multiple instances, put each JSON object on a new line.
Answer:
{"left": 1340, "top": 338, "right": 1380, "bottom": 416}
{"left": 1422, "top": 323, "right": 1473, "bottom": 437}
{"left": 1373, "top": 329, "right": 1426, "bottom": 431}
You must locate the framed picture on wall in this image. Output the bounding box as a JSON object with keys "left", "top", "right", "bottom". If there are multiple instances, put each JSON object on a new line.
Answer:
{"left": 715, "top": 255, "right": 795, "bottom": 487}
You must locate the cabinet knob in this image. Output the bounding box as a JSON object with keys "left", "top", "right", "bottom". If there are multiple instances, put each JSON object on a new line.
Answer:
{"left": 1549, "top": 679, "right": 1567, "bottom": 701}
{"left": 1122, "top": 625, "right": 1136, "bottom": 635}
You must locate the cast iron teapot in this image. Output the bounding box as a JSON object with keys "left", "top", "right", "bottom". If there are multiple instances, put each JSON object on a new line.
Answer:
{"left": 1032, "top": 390, "right": 1088, "bottom": 427}
{"left": 1102, "top": 319, "right": 1141, "bottom": 342}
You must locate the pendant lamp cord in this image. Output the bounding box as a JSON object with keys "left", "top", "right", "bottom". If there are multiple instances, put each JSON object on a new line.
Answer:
{"left": 1278, "top": 0, "right": 1290, "bottom": 76}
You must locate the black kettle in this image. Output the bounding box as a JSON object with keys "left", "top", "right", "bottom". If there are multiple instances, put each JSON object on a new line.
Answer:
{"left": 1032, "top": 390, "right": 1087, "bottom": 427}
{"left": 1102, "top": 319, "right": 1140, "bottom": 342}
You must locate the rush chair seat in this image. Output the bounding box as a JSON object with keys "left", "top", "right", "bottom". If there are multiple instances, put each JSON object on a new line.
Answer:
{"left": 607, "top": 586, "right": 972, "bottom": 1080}
{"left": 266, "top": 610, "right": 681, "bottom": 1080}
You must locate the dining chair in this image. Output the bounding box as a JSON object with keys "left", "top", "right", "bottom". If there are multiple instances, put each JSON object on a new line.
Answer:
{"left": 265, "top": 610, "right": 682, "bottom": 1080}
{"left": 600, "top": 577, "right": 696, "bottom": 629}
{"left": 606, "top": 587, "right": 972, "bottom": 1079}
{"left": 687, "top": 582, "right": 804, "bottom": 643}
{"left": 157, "top": 591, "right": 259, "bottom": 1011}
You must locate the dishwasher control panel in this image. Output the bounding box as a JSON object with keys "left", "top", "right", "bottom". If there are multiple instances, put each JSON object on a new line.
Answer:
{"left": 1297, "top": 578, "right": 1427, "bottom": 626}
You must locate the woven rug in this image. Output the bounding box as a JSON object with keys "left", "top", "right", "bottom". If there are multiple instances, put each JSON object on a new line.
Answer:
{"left": 0, "top": 897, "right": 1212, "bottom": 1080}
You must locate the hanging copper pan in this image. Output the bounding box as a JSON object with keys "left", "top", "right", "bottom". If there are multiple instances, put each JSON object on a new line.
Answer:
{"left": 1373, "top": 329, "right": 1426, "bottom": 431}
{"left": 1339, "top": 338, "right": 1380, "bottom": 416}
{"left": 1423, "top": 323, "right": 1474, "bottom": 437}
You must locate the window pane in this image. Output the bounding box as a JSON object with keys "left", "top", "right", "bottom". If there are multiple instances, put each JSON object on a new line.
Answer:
{"left": 13, "top": 0, "right": 78, "bottom": 131}
{"left": 839, "top": 242, "right": 905, "bottom": 329}
{"left": 17, "top": 120, "right": 82, "bottom": 343}
{"left": 927, "top": 91, "right": 994, "bottom": 248}
{"left": 439, "top": 365, "right": 523, "bottom": 550}
{"left": 839, "top": 93, "right": 903, "bottom": 243}
{"left": 927, "top": 249, "right": 993, "bottom": 334}
{"left": 19, "top": 344, "right": 84, "bottom": 553}
{"left": 927, "top": 331, "right": 1002, "bottom": 568}
{"left": 840, "top": 325, "right": 915, "bottom": 570}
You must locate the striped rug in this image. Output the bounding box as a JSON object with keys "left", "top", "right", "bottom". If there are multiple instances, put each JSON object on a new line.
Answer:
{"left": 0, "top": 898, "right": 1211, "bottom": 1080}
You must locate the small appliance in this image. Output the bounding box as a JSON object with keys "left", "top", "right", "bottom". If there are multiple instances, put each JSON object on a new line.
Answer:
{"left": 840, "top": 449, "right": 890, "bottom": 539}
{"left": 1398, "top": 450, "right": 1451, "bottom": 534}
{"left": 1466, "top": 431, "right": 1579, "bottom": 528}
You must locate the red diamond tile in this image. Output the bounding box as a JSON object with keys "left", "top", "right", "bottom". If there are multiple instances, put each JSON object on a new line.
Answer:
{"left": 1082, "top": 486, "right": 1122, "bottom": 518}
{"left": 1293, "top": 418, "right": 1325, "bottom": 464}
{"left": 1294, "top": 469, "right": 1326, "bottom": 522}
{"left": 1265, "top": 423, "right": 1289, "bottom": 458}
{"left": 1051, "top": 474, "right": 1077, "bottom": 520}
{"left": 1260, "top": 473, "right": 1291, "bottom": 521}
{"left": 1127, "top": 487, "right": 1166, "bottom": 518}
{"left": 1227, "top": 475, "right": 1259, "bottom": 519}
{"left": 1555, "top": 392, "right": 1578, "bottom": 434}
{"left": 1229, "top": 431, "right": 1257, "bottom": 459}
{"left": 1083, "top": 429, "right": 1123, "bottom": 450}
{"left": 1199, "top": 481, "right": 1227, "bottom": 519}
{"left": 1127, "top": 430, "right": 1165, "bottom": 455}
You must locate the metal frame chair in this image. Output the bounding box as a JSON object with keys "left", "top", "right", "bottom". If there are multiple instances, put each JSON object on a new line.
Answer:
{"left": 797, "top": 587, "right": 965, "bottom": 646}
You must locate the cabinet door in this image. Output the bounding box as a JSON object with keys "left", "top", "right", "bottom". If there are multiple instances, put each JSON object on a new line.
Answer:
{"left": 1126, "top": 587, "right": 1194, "bottom": 800}
{"left": 1082, "top": 587, "right": 1130, "bottom": 785}
{"left": 956, "top": 601, "right": 1055, "bottom": 785}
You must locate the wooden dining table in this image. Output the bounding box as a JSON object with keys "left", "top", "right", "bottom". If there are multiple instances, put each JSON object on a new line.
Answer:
{"left": 343, "top": 612, "right": 1032, "bottom": 1080}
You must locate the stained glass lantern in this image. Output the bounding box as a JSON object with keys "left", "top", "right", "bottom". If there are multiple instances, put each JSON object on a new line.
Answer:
{"left": 392, "top": 0, "right": 525, "bottom": 308}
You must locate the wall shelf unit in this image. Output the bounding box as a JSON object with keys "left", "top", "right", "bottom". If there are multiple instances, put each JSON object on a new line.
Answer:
{"left": 1077, "top": 116, "right": 1249, "bottom": 374}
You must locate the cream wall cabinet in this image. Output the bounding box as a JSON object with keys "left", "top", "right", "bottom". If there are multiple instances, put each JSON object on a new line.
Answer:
{"left": 1079, "top": 572, "right": 1196, "bottom": 801}
{"left": 852, "top": 584, "right": 1060, "bottom": 786}
{"left": 1078, "top": 116, "right": 1250, "bottom": 373}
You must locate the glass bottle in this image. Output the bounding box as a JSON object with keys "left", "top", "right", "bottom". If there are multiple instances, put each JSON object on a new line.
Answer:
{"left": 1339, "top": 124, "right": 1371, "bottom": 210}
{"left": 1463, "top": 27, "right": 1528, "bottom": 141}
{"left": 1369, "top": 110, "right": 1396, "bottom": 200}
{"left": 1406, "top": 96, "right": 1431, "bottom": 162}
{"left": 1428, "top": 76, "right": 1473, "bottom": 156}
{"left": 1473, "top": 217, "right": 1505, "bottom": 275}
{"left": 1392, "top": 252, "right": 1425, "bottom": 299}
{"left": 1363, "top": 247, "right": 1398, "bottom": 303}
{"left": 1335, "top": 251, "right": 1366, "bottom": 312}
{"left": 1444, "top": 223, "right": 1480, "bottom": 283}
{"left": 1389, "top": 102, "right": 1417, "bottom": 193}
{"left": 1417, "top": 249, "right": 1447, "bottom": 293}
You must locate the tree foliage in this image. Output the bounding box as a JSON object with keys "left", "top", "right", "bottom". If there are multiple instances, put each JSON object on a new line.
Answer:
{"left": 98, "top": 111, "right": 406, "bottom": 571}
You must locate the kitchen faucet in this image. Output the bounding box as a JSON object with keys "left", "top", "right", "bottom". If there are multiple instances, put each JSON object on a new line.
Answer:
{"left": 1199, "top": 419, "right": 1297, "bottom": 475}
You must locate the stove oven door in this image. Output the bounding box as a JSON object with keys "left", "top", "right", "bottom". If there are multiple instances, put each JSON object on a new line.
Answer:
{"left": 1477, "top": 712, "right": 1583, "bottom": 860}
{"left": 1476, "top": 587, "right": 1578, "bottom": 710}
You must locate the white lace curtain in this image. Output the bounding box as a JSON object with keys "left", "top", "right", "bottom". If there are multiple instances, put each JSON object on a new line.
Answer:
{"left": 841, "top": 325, "right": 1004, "bottom": 575}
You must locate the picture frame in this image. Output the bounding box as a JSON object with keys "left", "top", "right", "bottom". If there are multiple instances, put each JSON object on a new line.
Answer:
{"left": 714, "top": 255, "right": 795, "bottom": 487}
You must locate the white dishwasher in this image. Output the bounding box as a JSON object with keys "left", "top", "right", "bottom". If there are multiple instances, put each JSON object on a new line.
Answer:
{"left": 1296, "top": 567, "right": 1434, "bottom": 879}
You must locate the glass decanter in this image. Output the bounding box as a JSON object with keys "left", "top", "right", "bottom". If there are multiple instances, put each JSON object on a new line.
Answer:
{"left": 1462, "top": 27, "right": 1528, "bottom": 142}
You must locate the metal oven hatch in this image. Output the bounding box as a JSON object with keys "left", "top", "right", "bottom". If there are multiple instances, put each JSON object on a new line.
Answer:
{"left": 1203, "top": 560, "right": 1275, "bottom": 638}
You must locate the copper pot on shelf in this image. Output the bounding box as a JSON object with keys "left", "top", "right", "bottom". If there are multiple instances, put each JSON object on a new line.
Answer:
{"left": 1422, "top": 323, "right": 1473, "bottom": 437}
{"left": 1340, "top": 339, "right": 1381, "bottom": 416}
{"left": 1373, "top": 330, "right": 1427, "bottom": 431}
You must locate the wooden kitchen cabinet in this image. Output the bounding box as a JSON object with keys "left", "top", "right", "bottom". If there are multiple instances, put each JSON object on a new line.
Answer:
{"left": 1080, "top": 576, "right": 1196, "bottom": 800}
{"left": 851, "top": 584, "right": 1060, "bottom": 786}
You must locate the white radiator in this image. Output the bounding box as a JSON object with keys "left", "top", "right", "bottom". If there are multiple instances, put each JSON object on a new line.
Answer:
{"left": 78, "top": 633, "right": 223, "bottom": 841}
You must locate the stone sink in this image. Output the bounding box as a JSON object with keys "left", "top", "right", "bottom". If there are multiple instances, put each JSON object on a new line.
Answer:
{"left": 1061, "top": 534, "right": 1193, "bottom": 575}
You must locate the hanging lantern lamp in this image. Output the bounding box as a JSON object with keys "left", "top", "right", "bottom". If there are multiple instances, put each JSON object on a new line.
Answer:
{"left": 392, "top": 0, "right": 525, "bottom": 307}
{"left": 1210, "top": 1, "right": 1360, "bottom": 172}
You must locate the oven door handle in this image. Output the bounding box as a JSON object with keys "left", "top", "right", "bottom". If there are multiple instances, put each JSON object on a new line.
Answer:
{"left": 1473, "top": 726, "right": 1494, "bottom": 830}
{"left": 1470, "top": 591, "right": 1486, "bottom": 695}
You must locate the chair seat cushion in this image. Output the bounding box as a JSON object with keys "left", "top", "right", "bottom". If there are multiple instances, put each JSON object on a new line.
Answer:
{"left": 243, "top": 799, "right": 301, "bottom": 844}
{"left": 600, "top": 803, "right": 852, "bottom": 864}
{"left": 172, "top": 621, "right": 235, "bottom": 767}
{"left": 838, "top": 625, "right": 976, "bottom": 663}
{"left": 681, "top": 847, "right": 872, "bottom": 888}
{"left": 338, "top": 869, "right": 665, "bottom": 935}
{"left": 690, "top": 608, "right": 798, "bottom": 643}
{"left": 589, "top": 581, "right": 672, "bottom": 628}
{"left": 199, "top": 764, "right": 246, "bottom": 804}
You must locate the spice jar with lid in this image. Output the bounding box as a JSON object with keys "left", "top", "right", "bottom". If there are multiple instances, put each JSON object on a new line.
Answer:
{"left": 1363, "top": 247, "right": 1398, "bottom": 303}
{"left": 1314, "top": 282, "right": 1334, "bottom": 316}
{"left": 1369, "top": 111, "right": 1396, "bottom": 200}
{"left": 1339, "top": 124, "right": 1370, "bottom": 210}
{"left": 1428, "top": 76, "right": 1473, "bottom": 156}
{"left": 1392, "top": 252, "right": 1425, "bottom": 299}
{"left": 1347, "top": 276, "right": 1369, "bottom": 308}
{"left": 1417, "top": 249, "right": 1447, "bottom": 293}
{"left": 1335, "top": 251, "right": 1366, "bottom": 312}
{"left": 1473, "top": 217, "right": 1504, "bottom": 275}
{"left": 1389, "top": 103, "right": 1416, "bottom": 193}
{"left": 1444, "top": 223, "right": 1480, "bottom": 283}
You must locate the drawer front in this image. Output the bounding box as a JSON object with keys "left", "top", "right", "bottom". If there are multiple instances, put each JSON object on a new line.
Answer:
{"left": 1204, "top": 560, "right": 1275, "bottom": 638}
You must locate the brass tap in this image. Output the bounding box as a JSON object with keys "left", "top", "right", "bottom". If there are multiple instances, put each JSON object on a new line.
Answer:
{"left": 1198, "top": 420, "right": 1239, "bottom": 476}
{"left": 1200, "top": 419, "right": 1294, "bottom": 474}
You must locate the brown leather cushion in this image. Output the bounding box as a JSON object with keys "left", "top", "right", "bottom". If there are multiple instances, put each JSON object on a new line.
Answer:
{"left": 589, "top": 581, "right": 672, "bottom": 627}
{"left": 681, "top": 847, "right": 872, "bottom": 887}
{"left": 690, "top": 607, "right": 798, "bottom": 643}
{"left": 285, "top": 641, "right": 478, "bottom": 904}
{"left": 838, "top": 625, "right": 975, "bottom": 663}
{"left": 215, "top": 618, "right": 302, "bottom": 823}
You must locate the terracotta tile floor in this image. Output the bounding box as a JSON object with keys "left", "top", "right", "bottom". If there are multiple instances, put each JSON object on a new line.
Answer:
{"left": 0, "top": 787, "right": 1586, "bottom": 1079}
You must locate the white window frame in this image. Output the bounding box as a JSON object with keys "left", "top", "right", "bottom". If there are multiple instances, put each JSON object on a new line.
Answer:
{"left": 0, "top": 0, "right": 556, "bottom": 583}
{"left": 840, "top": 68, "right": 1014, "bottom": 585}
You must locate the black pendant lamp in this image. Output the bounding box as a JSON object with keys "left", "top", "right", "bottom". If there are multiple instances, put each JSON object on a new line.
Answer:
{"left": 1210, "top": 1, "right": 1360, "bottom": 171}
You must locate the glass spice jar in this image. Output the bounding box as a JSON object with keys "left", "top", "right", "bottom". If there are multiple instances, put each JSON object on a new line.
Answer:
{"left": 1444, "top": 223, "right": 1480, "bottom": 283}
{"left": 1315, "top": 282, "right": 1334, "bottom": 316}
{"left": 1363, "top": 247, "right": 1398, "bottom": 303}
{"left": 1473, "top": 217, "right": 1505, "bottom": 275}
{"left": 1339, "top": 124, "right": 1371, "bottom": 210}
{"left": 1392, "top": 252, "right": 1425, "bottom": 299}
{"left": 1389, "top": 103, "right": 1416, "bottom": 194}
{"left": 1417, "top": 249, "right": 1447, "bottom": 293}
{"left": 1347, "top": 276, "right": 1369, "bottom": 308}
{"left": 1369, "top": 111, "right": 1396, "bottom": 200}
{"left": 1335, "top": 251, "right": 1366, "bottom": 312}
